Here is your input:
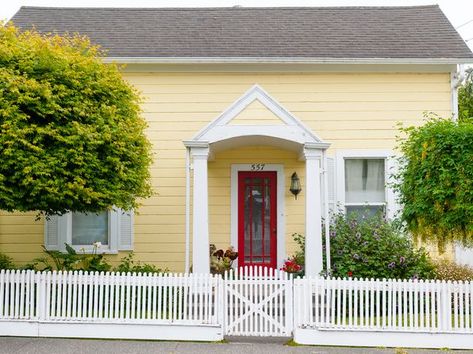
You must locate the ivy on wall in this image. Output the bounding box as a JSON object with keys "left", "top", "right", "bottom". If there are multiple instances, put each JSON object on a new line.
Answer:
{"left": 394, "top": 115, "right": 473, "bottom": 249}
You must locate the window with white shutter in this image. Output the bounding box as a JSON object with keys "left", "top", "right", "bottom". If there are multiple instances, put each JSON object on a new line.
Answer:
{"left": 44, "top": 208, "right": 134, "bottom": 253}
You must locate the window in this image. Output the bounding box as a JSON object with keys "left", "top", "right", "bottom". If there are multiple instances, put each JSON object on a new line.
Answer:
{"left": 344, "top": 158, "right": 386, "bottom": 217}
{"left": 45, "top": 209, "right": 133, "bottom": 253}
{"left": 335, "top": 150, "right": 397, "bottom": 219}
{"left": 72, "top": 211, "right": 109, "bottom": 246}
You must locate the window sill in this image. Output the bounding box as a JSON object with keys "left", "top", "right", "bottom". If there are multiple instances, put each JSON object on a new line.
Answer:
{"left": 71, "top": 246, "right": 118, "bottom": 255}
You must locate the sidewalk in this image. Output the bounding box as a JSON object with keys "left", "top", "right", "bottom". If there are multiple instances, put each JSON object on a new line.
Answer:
{"left": 0, "top": 337, "right": 470, "bottom": 354}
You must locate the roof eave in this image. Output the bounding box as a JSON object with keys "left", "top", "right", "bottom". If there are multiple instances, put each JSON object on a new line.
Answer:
{"left": 102, "top": 56, "right": 473, "bottom": 65}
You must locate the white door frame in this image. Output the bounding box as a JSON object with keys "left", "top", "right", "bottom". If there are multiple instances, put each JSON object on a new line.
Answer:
{"left": 230, "top": 164, "right": 286, "bottom": 269}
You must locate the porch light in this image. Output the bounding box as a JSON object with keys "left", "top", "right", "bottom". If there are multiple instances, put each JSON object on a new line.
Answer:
{"left": 290, "top": 172, "right": 302, "bottom": 199}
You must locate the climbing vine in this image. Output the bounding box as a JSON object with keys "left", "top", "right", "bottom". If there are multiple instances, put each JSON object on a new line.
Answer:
{"left": 394, "top": 115, "right": 473, "bottom": 249}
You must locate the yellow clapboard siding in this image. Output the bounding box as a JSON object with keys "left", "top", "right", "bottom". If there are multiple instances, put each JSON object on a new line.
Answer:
{"left": 125, "top": 72, "right": 449, "bottom": 85}
{"left": 1, "top": 71, "right": 453, "bottom": 272}
{"left": 141, "top": 101, "right": 450, "bottom": 113}
{"left": 141, "top": 91, "right": 450, "bottom": 104}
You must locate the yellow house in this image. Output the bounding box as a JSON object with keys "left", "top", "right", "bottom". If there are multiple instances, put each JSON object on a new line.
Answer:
{"left": 5, "top": 5, "right": 473, "bottom": 275}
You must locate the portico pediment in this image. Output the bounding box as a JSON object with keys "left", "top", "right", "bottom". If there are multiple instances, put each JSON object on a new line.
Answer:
{"left": 184, "top": 84, "right": 329, "bottom": 151}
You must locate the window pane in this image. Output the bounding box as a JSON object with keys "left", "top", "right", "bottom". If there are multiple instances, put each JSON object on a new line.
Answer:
{"left": 345, "top": 159, "right": 385, "bottom": 203}
{"left": 72, "top": 211, "right": 109, "bottom": 245}
{"left": 346, "top": 205, "right": 385, "bottom": 219}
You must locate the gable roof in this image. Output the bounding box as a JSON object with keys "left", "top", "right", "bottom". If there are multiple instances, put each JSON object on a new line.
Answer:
{"left": 10, "top": 5, "right": 473, "bottom": 63}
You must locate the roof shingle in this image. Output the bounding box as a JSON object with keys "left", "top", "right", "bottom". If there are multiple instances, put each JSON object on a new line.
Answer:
{"left": 10, "top": 5, "right": 473, "bottom": 60}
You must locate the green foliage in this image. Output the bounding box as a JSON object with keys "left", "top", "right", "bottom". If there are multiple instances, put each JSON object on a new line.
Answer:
{"left": 291, "top": 233, "right": 305, "bottom": 267}
{"left": 115, "top": 252, "right": 165, "bottom": 274}
{"left": 434, "top": 260, "right": 473, "bottom": 281}
{"left": 394, "top": 115, "right": 473, "bottom": 248}
{"left": 0, "top": 252, "right": 15, "bottom": 269}
{"left": 25, "top": 244, "right": 112, "bottom": 272}
{"left": 292, "top": 212, "right": 435, "bottom": 279}
{"left": 323, "top": 212, "right": 435, "bottom": 279}
{"left": 458, "top": 68, "right": 473, "bottom": 122}
{"left": 0, "top": 24, "right": 152, "bottom": 215}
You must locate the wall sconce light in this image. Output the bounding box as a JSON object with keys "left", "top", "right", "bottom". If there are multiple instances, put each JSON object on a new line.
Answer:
{"left": 290, "top": 172, "right": 302, "bottom": 199}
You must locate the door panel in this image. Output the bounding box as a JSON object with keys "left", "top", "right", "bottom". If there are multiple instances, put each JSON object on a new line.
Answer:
{"left": 238, "top": 171, "right": 277, "bottom": 268}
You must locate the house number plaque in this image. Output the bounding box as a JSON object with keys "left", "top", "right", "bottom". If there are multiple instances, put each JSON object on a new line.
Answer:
{"left": 250, "top": 163, "right": 266, "bottom": 171}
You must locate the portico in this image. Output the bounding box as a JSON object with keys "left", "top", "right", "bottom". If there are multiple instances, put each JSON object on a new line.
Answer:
{"left": 184, "top": 85, "right": 330, "bottom": 276}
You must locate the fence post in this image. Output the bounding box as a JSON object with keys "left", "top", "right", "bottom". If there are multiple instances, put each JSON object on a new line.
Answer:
{"left": 286, "top": 273, "right": 294, "bottom": 335}
{"left": 36, "top": 271, "right": 46, "bottom": 321}
{"left": 218, "top": 274, "right": 225, "bottom": 333}
{"left": 440, "top": 280, "right": 451, "bottom": 331}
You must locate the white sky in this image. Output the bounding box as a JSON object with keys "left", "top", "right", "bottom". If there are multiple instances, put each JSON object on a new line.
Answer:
{"left": 2, "top": 0, "right": 473, "bottom": 51}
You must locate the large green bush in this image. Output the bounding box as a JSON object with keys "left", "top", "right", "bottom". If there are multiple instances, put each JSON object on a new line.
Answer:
{"left": 394, "top": 116, "right": 473, "bottom": 248}
{"left": 323, "top": 212, "right": 435, "bottom": 279}
{"left": 0, "top": 25, "right": 152, "bottom": 216}
{"left": 291, "top": 212, "right": 435, "bottom": 279}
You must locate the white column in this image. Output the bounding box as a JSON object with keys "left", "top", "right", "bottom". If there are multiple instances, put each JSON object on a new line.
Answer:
{"left": 191, "top": 146, "right": 210, "bottom": 274}
{"left": 304, "top": 147, "right": 323, "bottom": 277}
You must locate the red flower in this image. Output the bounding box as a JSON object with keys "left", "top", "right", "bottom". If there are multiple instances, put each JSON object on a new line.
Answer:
{"left": 347, "top": 271, "right": 353, "bottom": 277}
{"left": 282, "top": 259, "right": 302, "bottom": 273}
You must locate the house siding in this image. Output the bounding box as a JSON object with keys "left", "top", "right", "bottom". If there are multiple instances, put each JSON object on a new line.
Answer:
{"left": 0, "top": 71, "right": 453, "bottom": 270}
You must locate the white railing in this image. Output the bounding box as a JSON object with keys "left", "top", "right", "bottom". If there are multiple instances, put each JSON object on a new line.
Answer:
{"left": 0, "top": 269, "right": 222, "bottom": 326}
{"left": 294, "top": 277, "right": 473, "bottom": 333}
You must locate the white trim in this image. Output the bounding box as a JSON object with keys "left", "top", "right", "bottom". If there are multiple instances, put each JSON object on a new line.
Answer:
{"left": 0, "top": 321, "right": 222, "bottom": 342}
{"left": 104, "top": 57, "right": 473, "bottom": 65}
{"left": 189, "top": 84, "right": 323, "bottom": 145}
{"left": 335, "top": 150, "right": 397, "bottom": 219}
{"left": 294, "top": 328, "right": 473, "bottom": 350}
{"left": 451, "top": 67, "right": 461, "bottom": 121}
{"left": 230, "top": 164, "right": 285, "bottom": 269}
{"left": 191, "top": 146, "right": 211, "bottom": 274}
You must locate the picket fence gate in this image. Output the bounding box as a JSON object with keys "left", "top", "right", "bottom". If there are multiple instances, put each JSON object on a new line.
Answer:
{"left": 1, "top": 268, "right": 473, "bottom": 348}
{"left": 223, "top": 266, "right": 293, "bottom": 336}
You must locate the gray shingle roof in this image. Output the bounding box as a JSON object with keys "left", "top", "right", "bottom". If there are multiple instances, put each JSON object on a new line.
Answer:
{"left": 10, "top": 5, "right": 473, "bottom": 60}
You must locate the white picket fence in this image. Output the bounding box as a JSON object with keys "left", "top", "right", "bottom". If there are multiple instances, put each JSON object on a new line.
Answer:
{"left": 1, "top": 268, "right": 473, "bottom": 348}
{"left": 293, "top": 277, "right": 473, "bottom": 349}
{"left": 0, "top": 269, "right": 223, "bottom": 341}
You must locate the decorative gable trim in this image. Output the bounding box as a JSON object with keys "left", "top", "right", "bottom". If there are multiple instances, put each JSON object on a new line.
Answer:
{"left": 188, "top": 84, "right": 326, "bottom": 147}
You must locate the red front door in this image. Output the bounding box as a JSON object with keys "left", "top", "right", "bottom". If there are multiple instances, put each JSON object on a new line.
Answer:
{"left": 238, "top": 171, "right": 277, "bottom": 269}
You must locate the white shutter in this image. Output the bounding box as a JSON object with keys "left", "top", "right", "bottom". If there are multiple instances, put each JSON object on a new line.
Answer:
{"left": 327, "top": 157, "right": 336, "bottom": 213}
{"left": 118, "top": 209, "right": 134, "bottom": 251}
{"left": 44, "top": 215, "right": 59, "bottom": 250}
{"left": 321, "top": 156, "right": 337, "bottom": 217}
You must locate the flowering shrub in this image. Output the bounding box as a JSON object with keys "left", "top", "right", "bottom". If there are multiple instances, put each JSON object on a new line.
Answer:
{"left": 434, "top": 260, "right": 473, "bottom": 281}
{"left": 292, "top": 212, "right": 435, "bottom": 279}
{"left": 281, "top": 258, "right": 302, "bottom": 274}
{"left": 209, "top": 244, "right": 238, "bottom": 274}
{"left": 323, "top": 212, "right": 436, "bottom": 279}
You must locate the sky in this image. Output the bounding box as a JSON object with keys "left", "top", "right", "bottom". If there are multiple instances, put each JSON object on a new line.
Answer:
{"left": 2, "top": 0, "right": 473, "bottom": 51}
